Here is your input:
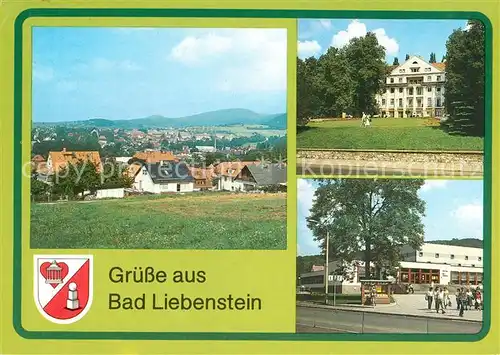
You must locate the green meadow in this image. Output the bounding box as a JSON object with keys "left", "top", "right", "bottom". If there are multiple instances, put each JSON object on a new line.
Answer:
{"left": 31, "top": 193, "right": 286, "bottom": 250}
{"left": 297, "top": 118, "right": 484, "bottom": 151}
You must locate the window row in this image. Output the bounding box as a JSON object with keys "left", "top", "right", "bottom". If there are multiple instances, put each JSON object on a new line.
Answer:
{"left": 382, "top": 98, "right": 443, "bottom": 107}
{"left": 390, "top": 75, "right": 443, "bottom": 83}
{"left": 387, "top": 87, "right": 443, "bottom": 94}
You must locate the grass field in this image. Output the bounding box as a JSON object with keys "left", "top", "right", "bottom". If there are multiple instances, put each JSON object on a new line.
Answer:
{"left": 297, "top": 118, "right": 484, "bottom": 151}
{"left": 216, "top": 125, "right": 285, "bottom": 137}
{"left": 31, "top": 192, "right": 286, "bottom": 250}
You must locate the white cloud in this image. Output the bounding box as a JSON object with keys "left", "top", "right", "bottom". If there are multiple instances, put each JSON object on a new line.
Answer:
{"left": 332, "top": 20, "right": 367, "bottom": 48}
{"left": 298, "top": 40, "right": 322, "bottom": 59}
{"left": 450, "top": 202, "right": 483, "bottom": 238}
{"left": 169, "top": 29, "right": 287, "bottom": 92}
{"left": 421, "top": 180, "right": 448, "bottom": 192}
{"left": 170, "top": 33, "right": 232, "bottom": 65}
{"left": 33, "top": 64, "right": 54, "bottom": 82}
{"left": 372, "top": 28, "right": 399, "bottom": 56}
{"left": 331, "top": 20, "right": 399, "bottom": 56}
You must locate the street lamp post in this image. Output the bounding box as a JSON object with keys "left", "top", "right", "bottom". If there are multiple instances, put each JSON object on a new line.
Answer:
{"left": 325, "top": 229, "right": 329, "bottom": 305}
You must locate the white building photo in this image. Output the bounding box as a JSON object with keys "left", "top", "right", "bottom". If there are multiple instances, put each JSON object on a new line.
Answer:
{"left": 377, "top": 55, "right": 446, "bottom": 118}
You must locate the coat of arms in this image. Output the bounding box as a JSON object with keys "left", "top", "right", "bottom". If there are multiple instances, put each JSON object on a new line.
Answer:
{"left": 33, "top": 255, "right": 93, "bottom": 324}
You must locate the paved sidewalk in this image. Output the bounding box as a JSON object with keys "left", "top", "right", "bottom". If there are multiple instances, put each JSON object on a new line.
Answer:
{"left": 297, "top": 294, "right": 483, "bottom": 322}
{"left": 390, "top": 294, "right": 483, "bottom": 321}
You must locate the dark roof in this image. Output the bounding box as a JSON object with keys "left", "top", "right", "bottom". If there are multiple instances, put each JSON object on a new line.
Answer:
{"left": 245, "top": 164, "right": 287, "bottom": 186}
{"left": 144, "top": 162, "right": 194, "bottom": 184}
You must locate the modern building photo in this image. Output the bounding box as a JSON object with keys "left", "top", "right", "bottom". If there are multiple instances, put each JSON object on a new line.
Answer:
{"left": 297, "top": 178, "right": 485, "bottom": 334}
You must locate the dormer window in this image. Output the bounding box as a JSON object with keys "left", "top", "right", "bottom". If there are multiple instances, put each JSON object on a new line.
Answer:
{"left": 425, "top": 67, "right": 431, "bottom": 72}
{"left": 410, "top": 68, "right": 420, "bottom": 73}
{"left": 412, "top": 61, "right": 418, "bottom": 64}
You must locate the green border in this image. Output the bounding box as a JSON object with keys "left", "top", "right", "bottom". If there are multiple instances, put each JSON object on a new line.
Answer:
{"left": 13, "top": 8, "right": 492, "bottom": 341}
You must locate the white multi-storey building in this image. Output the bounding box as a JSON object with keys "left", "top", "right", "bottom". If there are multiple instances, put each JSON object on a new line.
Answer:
{"left": 377, "top": 55, "right": 446, "bottom": 118}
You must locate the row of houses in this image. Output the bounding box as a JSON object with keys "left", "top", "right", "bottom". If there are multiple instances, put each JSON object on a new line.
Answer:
{"left": 31, "top": 149, "right": 287, "bottom": 195}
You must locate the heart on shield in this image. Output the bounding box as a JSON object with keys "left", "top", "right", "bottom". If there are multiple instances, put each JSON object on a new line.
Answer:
{"left": 40, "top": 261, "right": 69, "bottom": 288}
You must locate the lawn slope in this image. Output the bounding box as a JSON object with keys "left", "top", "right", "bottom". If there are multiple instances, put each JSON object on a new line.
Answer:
{"left": 297, "top": 118, "right": 484, "bottom": 151}
{"left": 31, "top": 193, "right": 287, "bottom": 250}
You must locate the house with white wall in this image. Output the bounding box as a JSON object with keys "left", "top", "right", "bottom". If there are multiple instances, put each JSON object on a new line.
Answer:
{"left": 129, "top": 161, "right": 194, "bottom": 194}
{"left": 214, "top": 161, "right": 260, "bottom": 191}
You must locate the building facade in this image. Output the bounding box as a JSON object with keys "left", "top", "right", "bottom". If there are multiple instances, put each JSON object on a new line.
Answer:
{"left": 398, "top": 243, "right": 483, "bottom": 286}
{"left": 376, "top": 56, "right": 446, "bottom": 118}
{"left": 299, "top": 243, "right": 483, "bottom": 294}
{"left": 131, "top": 162, "right": 194, "bottom": 194}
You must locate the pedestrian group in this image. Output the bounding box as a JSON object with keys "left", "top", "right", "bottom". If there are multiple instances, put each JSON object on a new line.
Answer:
{"left": 425, "top": 286, "right": 482, "bottom": 317}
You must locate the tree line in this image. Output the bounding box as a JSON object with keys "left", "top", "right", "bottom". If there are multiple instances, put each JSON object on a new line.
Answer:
{"left": 297, "top": 32, "right": 387, "bottom": 124}
{"left": 297, "top": 20, "right": 485, "bottom": 137}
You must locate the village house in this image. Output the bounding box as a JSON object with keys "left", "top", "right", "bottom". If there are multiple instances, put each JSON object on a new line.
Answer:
{"left": 129, "top": 161, "right": 194, "bottom": 194}
{"left": 189, "top": 166, "right": 216, "bottom": 191}
{"left": 214, "top": 161, "right": 260, "bottom": 191}
{"left": 31, "top": 154, "right": 46, "bottom": 172}
{"left": 131, "top": 150, "right": 178, "bottom": 164}
{"left": 45, "top": 148, "right": 102, "bottom": 174}
{"left": 234, "top": 163, "right": 287, "bottom": 191}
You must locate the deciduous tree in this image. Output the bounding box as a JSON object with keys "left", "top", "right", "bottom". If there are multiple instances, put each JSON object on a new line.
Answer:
{"left": 52, "top": 160, "right": 101, "bottom": 199}
{"left": 307, "top": 179, "right": 426, "bottom": 280}
{"left": 444, "top": 20, "right": 485, "bottom": 137}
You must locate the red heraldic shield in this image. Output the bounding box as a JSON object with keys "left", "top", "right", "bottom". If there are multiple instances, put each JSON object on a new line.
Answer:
{"left": 34, "top": 255, "right": 93, "bottom": 324}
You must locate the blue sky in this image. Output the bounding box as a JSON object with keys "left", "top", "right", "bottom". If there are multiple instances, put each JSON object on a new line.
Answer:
{"left": 32, "top": 27, "right": 287, "bottom": 122}
{"left": 298, "top": 19, "right": 468, "bottom": 63}
{"left": 297, "top": 179, "right": 484, "bottom": 256}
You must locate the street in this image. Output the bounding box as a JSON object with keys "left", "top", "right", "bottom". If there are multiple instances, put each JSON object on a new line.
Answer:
{"left": 296, "top": 306, "right": 483, "bottom": 334}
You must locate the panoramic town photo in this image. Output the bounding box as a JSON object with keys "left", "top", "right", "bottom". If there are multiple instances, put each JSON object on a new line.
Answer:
{"left": 297, "top": 178, "right": 484, "bottom": 334}
{"left": 296, "top": 19, "right": 485, "bottom": 176}
{"left": 30, "top": 27, "right": 288, "bottom": 250}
